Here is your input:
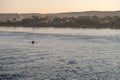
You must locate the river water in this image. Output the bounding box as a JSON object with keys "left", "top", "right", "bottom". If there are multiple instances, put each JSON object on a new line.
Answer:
{"left": 0, "top": 26, "right": 120, "bottom": 80}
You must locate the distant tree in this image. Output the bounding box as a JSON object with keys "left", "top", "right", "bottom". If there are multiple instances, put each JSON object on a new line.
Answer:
{"left": 12, "top": 18, "right": 17, "bottom": 22}
{"left": 53, "top": 17, "right": 62, "bottom": 22}
{"left": 32, "top": 15, "right": 40, "bottom": 21}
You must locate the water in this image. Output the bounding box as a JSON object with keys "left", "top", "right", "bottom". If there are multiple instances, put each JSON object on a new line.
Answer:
{"left": 0, "top": 26, "right": 120, "bottom": 80}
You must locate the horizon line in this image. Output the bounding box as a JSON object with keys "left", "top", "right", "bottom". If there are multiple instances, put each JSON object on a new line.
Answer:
{"left": 0, "top": 10, "right": 120, "bottom": 14}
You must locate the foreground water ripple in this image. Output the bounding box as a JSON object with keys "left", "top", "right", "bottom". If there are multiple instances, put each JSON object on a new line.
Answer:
{"left": 0, "top": 28, "right": 120, "bottom": 80}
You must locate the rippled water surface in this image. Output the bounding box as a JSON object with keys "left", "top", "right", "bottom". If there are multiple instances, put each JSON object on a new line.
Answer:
{"left": 0, "top": 27, "right": 120, "bottom": 80}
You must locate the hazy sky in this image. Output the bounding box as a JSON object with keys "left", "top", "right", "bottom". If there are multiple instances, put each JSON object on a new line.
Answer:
{"left": 0, "top": 0, "right": 120, "bottom": 13}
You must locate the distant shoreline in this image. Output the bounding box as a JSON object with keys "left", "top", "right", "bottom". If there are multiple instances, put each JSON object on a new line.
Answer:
{"left": 0, "top": 25, "right": 119, "bottom": 29}
{"left": 0, "top": 15, "right": 120, "bottom": 29}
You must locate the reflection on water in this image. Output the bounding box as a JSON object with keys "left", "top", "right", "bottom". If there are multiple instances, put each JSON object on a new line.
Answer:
{"left": 0, "top": 26, "right": 120, "bottom": 80}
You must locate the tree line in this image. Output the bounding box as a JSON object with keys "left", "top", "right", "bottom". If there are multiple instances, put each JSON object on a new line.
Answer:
{"left": 0, "top": 15, "right": 120, "bottom": 29}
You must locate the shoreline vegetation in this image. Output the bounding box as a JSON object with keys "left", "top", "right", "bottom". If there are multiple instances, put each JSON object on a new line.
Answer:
{"left": 0, "top": 16, "right": 120, "bottom": 29}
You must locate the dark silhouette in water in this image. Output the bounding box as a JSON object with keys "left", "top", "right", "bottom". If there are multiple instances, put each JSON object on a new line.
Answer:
{"left": 31, "top": 40, "right": 35, "bottom": 44}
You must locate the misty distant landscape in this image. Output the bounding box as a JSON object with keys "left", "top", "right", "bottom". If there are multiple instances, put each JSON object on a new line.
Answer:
{"left": 0, "top": 11, "right": 120, "bottom": 21}
{"left": 0, "top": 11, "right": 120, "bottom": 29}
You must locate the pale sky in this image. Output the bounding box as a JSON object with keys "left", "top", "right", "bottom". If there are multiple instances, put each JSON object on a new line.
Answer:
{"left": 0, "top": 0, "right": 120, "bottom": 13}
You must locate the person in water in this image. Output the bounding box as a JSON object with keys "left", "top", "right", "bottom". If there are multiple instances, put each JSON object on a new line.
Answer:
{"left": 31, "top": 40, "right": 35, "bottom": 44}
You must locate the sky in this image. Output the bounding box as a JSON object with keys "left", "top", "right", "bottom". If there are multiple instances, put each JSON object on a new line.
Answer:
{"left": 0, "top": 0, "right": 120, "bottom": 13}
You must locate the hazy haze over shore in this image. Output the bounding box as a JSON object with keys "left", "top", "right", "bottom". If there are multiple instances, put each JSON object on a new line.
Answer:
{"left": 0, "top": 11, "right": 120, "bottom": 21}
